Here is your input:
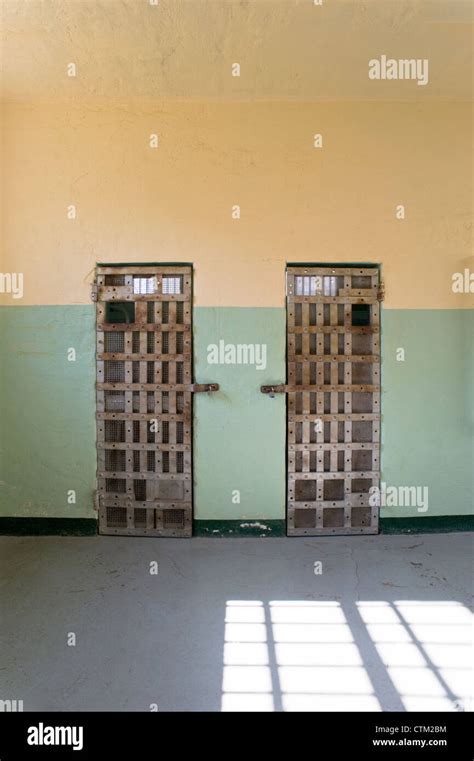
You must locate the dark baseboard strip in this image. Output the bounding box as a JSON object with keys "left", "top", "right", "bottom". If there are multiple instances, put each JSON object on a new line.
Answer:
{"left": 195, "top": 517, "right": 473, "bottom": 537}
{"left": 380, "top": 515, "right": 474, "bottom": 534}
{"left": 193, "top": 520, "right": 286, "bottom": 537}
{"left": 0, "top": 518, "right": 98, "bottom": 536}
{"left": 0, "top": 516, "right": 471, "bottom": 537}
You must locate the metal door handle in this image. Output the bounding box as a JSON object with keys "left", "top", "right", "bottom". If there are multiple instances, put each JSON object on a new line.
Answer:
{"left": 191, "top": 383, "right": 219, "bottom": 393}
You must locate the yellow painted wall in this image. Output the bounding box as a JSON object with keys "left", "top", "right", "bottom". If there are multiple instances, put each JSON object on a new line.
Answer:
{"left": 2, "top": 99, "right": 472, "bottom": 309}
{"left": 2, "top": 1, "right": 472, "bottom": 102}
{"left": 1, "top": 1, "right": 472, "bottom": 524}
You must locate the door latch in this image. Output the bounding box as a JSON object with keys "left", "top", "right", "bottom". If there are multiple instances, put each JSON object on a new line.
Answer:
{"left": 261, "top": 384, "right": 287, "bottom": 398}
{"left": 190, "top": 383, "right": 219, "bottom": 393}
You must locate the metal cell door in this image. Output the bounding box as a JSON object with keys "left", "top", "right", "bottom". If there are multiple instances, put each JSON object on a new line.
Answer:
{"left": 94, "top": 265, "right": 218, "bottom": 537}
{"left": 262, "top": 266, "right": 382, "bottom": 536}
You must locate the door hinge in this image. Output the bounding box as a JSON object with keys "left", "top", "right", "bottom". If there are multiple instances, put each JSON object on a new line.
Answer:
{"left": 377, "top": 281, "right": 385, "bottom": 302}
{"left": 91, "top": 283, "right": 99, "bottom": 302}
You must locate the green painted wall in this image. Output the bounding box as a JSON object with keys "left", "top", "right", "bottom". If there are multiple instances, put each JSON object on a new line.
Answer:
{"left": 381, "top": 309, "right": 473, "bottom": 517}
{"left": 193, "top": 307, "right": 286, "bottom": 520}
{"left": 0, "top": 306, "right": 96, "bottom": 518}
{"left": 0, "top": 306, "right": 472, "bottom": 521}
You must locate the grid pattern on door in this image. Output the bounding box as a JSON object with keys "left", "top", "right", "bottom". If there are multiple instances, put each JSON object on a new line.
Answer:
{"left": 286, "top": 267, "right": 381, "bottom": 536}
{"left": 95, "top": 266, "right": 192, "bottom": 536}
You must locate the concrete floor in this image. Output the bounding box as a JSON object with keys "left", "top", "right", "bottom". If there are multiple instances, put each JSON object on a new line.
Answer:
{"left": 0, "top": 533, "right": 472, "bottom": 712}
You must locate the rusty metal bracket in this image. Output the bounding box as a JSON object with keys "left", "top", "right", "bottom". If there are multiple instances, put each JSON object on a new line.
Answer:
{"left": 190, "top": 383, "right": 219, "bottom": 393}
{"left": 261, "top": 384, "right": 288, "bottom": 398}
{"left": 91, "top": 283, "right": 99, "bottom": 302}
{"left": 377, "top": 281, "right": 385, "bottom": 302}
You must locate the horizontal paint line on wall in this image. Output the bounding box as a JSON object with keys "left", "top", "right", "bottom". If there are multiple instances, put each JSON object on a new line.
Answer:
{"left": 193, "top": 520, "right": 286, "bottom": 537}
{"left": 380, "top": 516, "right": 474, "bottom": 535}
{"left": 1, "top": 516, "right": 472, "bottom": 537}
{"left": 195, "top": 517, "right": 474, "bottom": 536}
{"left": 0, "top": 518, "right": 98, "bottom": 536}
{"left": 1, "top": 305, "right": 473, "bottom": 312}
